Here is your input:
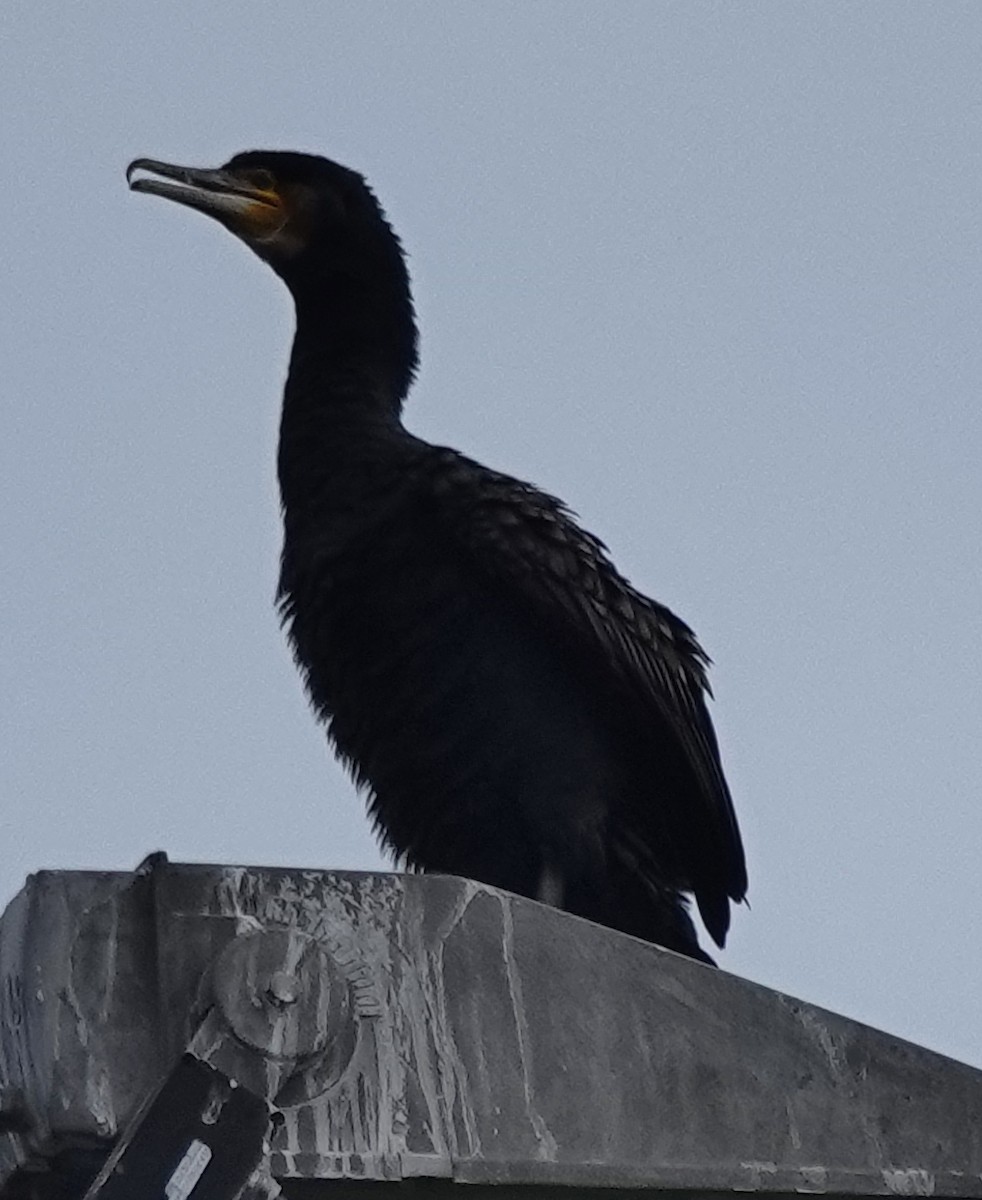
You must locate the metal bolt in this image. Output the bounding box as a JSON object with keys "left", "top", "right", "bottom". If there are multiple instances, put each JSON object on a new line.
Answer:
{"left": 265, "top": 970, "right": 301, "bottom": 1008}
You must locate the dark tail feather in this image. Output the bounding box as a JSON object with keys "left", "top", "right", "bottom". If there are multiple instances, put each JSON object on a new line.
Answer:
{"left": 565, "top": 868, "right": 715, "bottom": 965}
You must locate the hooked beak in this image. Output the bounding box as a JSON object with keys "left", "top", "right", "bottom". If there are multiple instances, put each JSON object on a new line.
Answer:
{"left": 126, "top": 158, "right": 286, "bottom": 240}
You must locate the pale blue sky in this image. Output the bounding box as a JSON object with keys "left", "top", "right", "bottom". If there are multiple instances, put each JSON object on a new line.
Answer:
{"left": 2, "top": 2, "right": 981, "bottom": 1067}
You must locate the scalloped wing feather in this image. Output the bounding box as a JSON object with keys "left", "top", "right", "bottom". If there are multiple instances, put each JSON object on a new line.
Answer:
{"left": 426, "top": 448, "right": 747, "bottom": 941}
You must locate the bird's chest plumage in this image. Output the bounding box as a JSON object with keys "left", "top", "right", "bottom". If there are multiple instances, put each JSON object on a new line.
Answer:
{"left": 279, "top": 501, "right": 622, "bottom": 862}
{"left": 283, "top": 509, "right": 535, "bottom": 752}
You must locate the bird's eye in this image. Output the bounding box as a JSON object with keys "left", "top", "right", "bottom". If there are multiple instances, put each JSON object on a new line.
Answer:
{"left": 244, "top": 168, "right": 276, "bottom": 193}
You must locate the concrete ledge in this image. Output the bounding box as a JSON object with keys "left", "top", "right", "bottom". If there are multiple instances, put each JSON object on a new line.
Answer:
{"left": 1, "top": 861, "right": 980, "bottom": 1195}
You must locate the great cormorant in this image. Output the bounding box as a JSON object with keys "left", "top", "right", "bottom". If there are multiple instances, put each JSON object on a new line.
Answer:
{"left": 127, "top": 151, "right": 747, "bottom": 963}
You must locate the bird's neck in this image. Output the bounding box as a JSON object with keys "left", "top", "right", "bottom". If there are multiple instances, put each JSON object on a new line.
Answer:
{"left": 278, "top": 302, "right": 415, "bottom": 531}
{"left": 285, "top": 259, "right": 417, "bottom": 402}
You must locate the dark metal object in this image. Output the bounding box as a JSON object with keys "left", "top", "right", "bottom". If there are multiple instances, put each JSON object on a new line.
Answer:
{"left": 81, "top": 1057, "right": 272, "bottom": 1200}
{"left": 2, "top": 860, "right": 982, "bottom": 1196}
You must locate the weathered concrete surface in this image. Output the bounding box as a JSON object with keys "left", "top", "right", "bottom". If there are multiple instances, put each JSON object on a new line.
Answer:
{"left": 2, "top": 862, "right": 981, "bottom": 1196}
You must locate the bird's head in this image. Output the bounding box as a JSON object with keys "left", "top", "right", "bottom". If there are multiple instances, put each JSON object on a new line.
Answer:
{"left": 128, "top": 150, "right": 404, "bottom": 287}
{"left": 128, "top": 150, "right": 418, "bottom": 399}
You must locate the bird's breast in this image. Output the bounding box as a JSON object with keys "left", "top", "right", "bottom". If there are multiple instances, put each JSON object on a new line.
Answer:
{"left": 279, "top": 508, "right": 631, "bottom": 853}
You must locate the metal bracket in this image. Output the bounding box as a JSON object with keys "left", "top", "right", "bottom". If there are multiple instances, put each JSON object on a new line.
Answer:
{"left": 81, "top": 1053, "right": 278, "bottom": 1200}
{"left": 79, "top": 915, "right": 359, "bottom": 1200}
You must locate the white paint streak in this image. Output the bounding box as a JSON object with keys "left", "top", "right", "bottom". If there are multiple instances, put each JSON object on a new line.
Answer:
{"left": 796, "top": 1008, "right": 845, "bottom": 1076}
{"left": 882, "top": 1168, "right": 935, "bottom": 1196}
{"left": 741, "top": 1160, "right": 778, "bottom": 1190}
{"left": 796, "top": 1165, "right": 828, "bottom": 1192}
{"left": 500, "top": 899, "right": 558, "bottom": 1161}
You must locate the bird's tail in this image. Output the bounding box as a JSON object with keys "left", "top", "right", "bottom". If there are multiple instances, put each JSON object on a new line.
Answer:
{"left": 571, "top": 837, "right": 716, "bottom": 965}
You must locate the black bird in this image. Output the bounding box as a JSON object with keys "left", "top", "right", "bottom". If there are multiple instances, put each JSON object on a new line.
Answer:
{"left": 127, "top": 151, "right": 747, "bottom": 963}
